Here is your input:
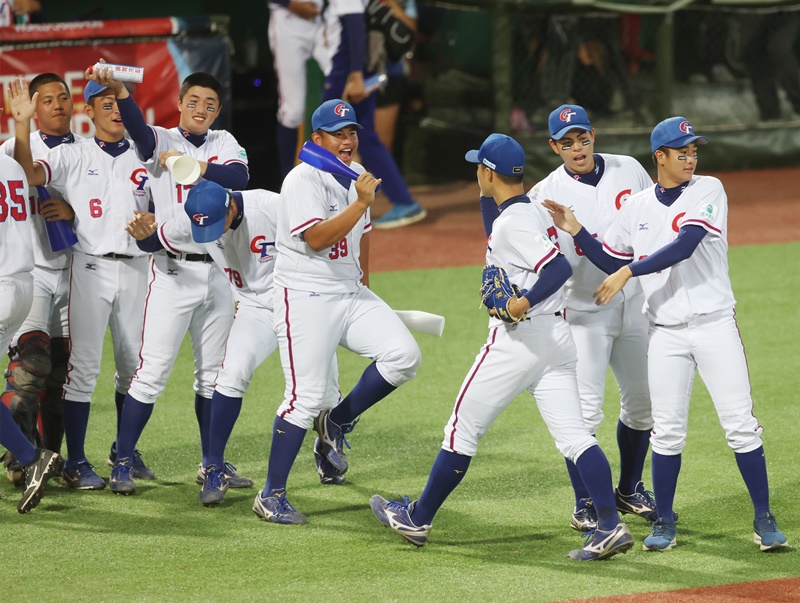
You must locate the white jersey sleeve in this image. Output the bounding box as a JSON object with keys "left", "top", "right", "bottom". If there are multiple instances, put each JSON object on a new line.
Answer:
{"left": 0, "top": 154, "right": 34, "bottom": 276}
{"left": 679, "top": 176, "right": 726, "bottom": 239}
{"left": 331, "top": 0, "right": 367, "bottom": 16}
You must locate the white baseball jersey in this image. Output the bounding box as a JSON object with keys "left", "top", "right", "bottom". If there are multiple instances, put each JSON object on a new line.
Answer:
{"left": 528, "top": 154, "right": 652, "bottom": 312}
{"left": 157, "top": 190, "right": 280, "bottom": 308}
{"left": 603, "top": 175, "right": 735, "bottom": 326}
{"left": 275, "top": 161, "right": 371, "bottom": 293}
{"left": 2, "top": 132, "right": 78, "bottom": 270}
{"left": 0, "top": 154, "right": 33, "bottom": 276}
{"left": 485, "top": 198, "right": 564, "bottom": 323}
{"left": 39, "top": 139, "right": 150, "bottom": 256}
{"left": 141, "top": 127, "right": 248, "bottom": 253}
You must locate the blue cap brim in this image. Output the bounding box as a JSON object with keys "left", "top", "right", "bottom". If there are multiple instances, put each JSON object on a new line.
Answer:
{"left": 550, "top": 124, "right": 592, "bottom": 141}
{"left": 318, "top": 121, "right": 363, "bottom": 132}
{"left": 665, "top": 135, "right": 708, "bottom": 149}
{"left": 464, "top": 149, "right": 480, "bottom": 164}
{"left": 191, "top": 219, "right": 225, "bottom": 243}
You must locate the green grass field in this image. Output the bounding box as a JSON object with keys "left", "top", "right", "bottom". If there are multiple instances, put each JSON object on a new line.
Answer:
{"left": 3, "top": 242, "right": 799, "bottom": 603}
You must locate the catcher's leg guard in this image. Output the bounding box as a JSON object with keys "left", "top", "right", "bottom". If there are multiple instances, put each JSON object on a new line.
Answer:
{"left": 2, "top": 330, "right": 51, "bottom": 446}
{"left": 41, "top": 336, "right": 69, "bottom": 453}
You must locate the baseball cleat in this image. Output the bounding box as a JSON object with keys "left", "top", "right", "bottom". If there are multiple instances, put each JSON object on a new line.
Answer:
{"left": 567, "top": 523, "right": 634, "bottom": 560}
{"left": 18, "top": 448, "right": 62, "bottom": 514}
{"left": 313, "top": 437, "right": 346, "bottom": 485}
{"left": 63, "top": 458, "right": 106, "bottom": 490}
{"left": 109, "top": 458, "right": 136, "bottom": 495}
{"left": 108, "top": 443, "right": 155, "bottom": 480}
{"left": 3, "top": 451, "right": 24, "bottom": 486}
{"left": 312, "top": 409, "right": 350, "bottom": 474}
{"left": 615, "top": 481, "right": 678, "bottom": 524}
{"left": 571, "top": 497, "right": 598, "bottom": 532}
{"left": 372, "top": 202, "right": 427, "bottom": 230}
{"left": 195, "top": 462, "right": 254, "bottom": 489}
{"left": 199, "top": 465, "right": 229, "bottom": 507}
{"left": 252, "top": 489, "right": 307, "bottom": 524}
{"left": 643, "top": 518, "right": 677, "bottom": 551}
{"left": 753, "top": 512, "right": 789, "bottom": 552}
{"left": 369, "top": 494, "right": 432, "bottom": 547}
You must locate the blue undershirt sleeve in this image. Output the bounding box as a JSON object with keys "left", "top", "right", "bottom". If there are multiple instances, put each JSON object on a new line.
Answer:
{"left": 117, "top": 96, "right": 156, "bottom": 161}
{"left": 203, "top": 162, "right": 249, "bottom": 190}
{"left": 573, "top": 227, "right": 631, "bottom": 274}
{"left": 628, "top": 225, "right": 707, "bottom": 277}
{"left": 522, "top": 254, "right": 573, "bottom": 307}
{"left": 136, "top": 231, "right": 164, "bottom": 253}
{"left": 479, "top": 196, "right": 499, "bottom": 238}
{"left": 341, "top": 13, "right": 367, "bottom": 73}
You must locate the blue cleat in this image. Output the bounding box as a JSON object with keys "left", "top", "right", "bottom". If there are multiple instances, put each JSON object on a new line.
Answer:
{"left": 199, "top": 465, "right": 228, "bottom": 507}
{"left": 643, "top": 518, "right": 677, "bottom": 551}
{"left": 312, "top": 409, "right": 354, "bottom": 474}
{"left": 616, "top": 481, "right": 679, "bottom": 524}
{"left": 108, "top": 443, "right": 155, "bottom": 480}
{"left": 568, "top": 522, "right": 634, "bottom": 560}
{"left": 252, "top": 490, "right": 307, "bottom": 524}
{"left": 370, "top": 494, "right": 432, "bottom": 547}
{"left": 372, "top": 202, "right": 427, "bottom": 230}
{"left": 571, "top": 497, "right": 597, "bottom": 532}
{"left": 109, "top": 458, "right": 136, "bottom": 495}
{"left": 63, "top": 458, "right": 106, "bottom": 490}
{"left": 754, "top": 512, "right": 789, "bottom": 552}
{"left": 313, "top": 437, "right": 345, "bottom": 485}
{"left": 195, "top": 462, "right": 254, "bottom": 489}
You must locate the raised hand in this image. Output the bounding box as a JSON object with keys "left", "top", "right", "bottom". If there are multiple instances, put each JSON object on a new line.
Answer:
{"left": 542, "top": 199, "right": 582, "bottom": 236}
{"left": 9, "top": 77, "right": 37, "bottom": 123}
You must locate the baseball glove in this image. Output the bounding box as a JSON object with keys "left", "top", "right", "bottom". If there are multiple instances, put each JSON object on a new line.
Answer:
{"left": 480, "top": 265, "right": 523, "bottom": 324}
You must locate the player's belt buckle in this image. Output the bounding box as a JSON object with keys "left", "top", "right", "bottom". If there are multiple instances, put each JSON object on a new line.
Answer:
{"left": 166, "top": 251, "right": 212, "bottom": 262}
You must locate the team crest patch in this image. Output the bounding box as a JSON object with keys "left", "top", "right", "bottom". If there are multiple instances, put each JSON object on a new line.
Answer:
{"left": 193, "top": 213, "right": 210, "bottom": 225}
{"left": 700, "top": 203, "right": 717, "bottom": 221}
{"left": 536, "top": 233, "right": 552, "bottom": 249}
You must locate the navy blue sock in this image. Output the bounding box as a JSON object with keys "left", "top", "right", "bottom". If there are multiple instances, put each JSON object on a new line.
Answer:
{"left": 0, "top": 403, "right": 36, "bottom": 465}
{"left": 264, "top": 416, "right": 306, "bottom": 493}
{"left": 411, "top": 449, "right": 472, "bottom": 526}
{"left": 330, "top": 362, "right": 396, "bottom": 426}
{"left": 576, "top": 445, "right": 620, "bottom": 530}
{"left": 114, "top": 391, "right": 126, "bottom": 436}
{"left": 62, "top": 399, "right": 90, "bottom": 461}
{"left": 651, "top": 451, "right": 681, "bottom": 523}
{"left": 616, "top": 420, "right": 651, "bottom": 493}
{"left": 195, "top": 394, "right": 212, "bottom": 467}
{"left": 276, "top": 124, "right": 299, "bottom": 178}
{"left": 735, "top": 446, "right": 770, "bottom": 518}
{"left": 115, "top": 394, "right": 154, "bottom": 461}
{"left": 565, "top": 457, "right": 590, "bottom": 505}
{"left": 207, "top": 391, "right": 243, "bottom": 469}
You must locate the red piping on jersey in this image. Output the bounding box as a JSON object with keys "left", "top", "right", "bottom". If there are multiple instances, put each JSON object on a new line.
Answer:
{"left": 602, "top": 240, "right": 633, "bottom": 259}
{"left": 448, "top": 327, "right": 499, "bottom": 451}
{"left": 279, "top": 287, "right": 298, "bottom": 418}
{"left": 159, "top": 224, "right": 183, "bottom": 254}
{"left": 63, "top": 254, "right": 76, "bottom": 387}
{"left": 291, "top": 217, "right": 323, "bottom": 235}
{"left": 38, "top": 159, "right": 52, "bottom": 184}
{"left": 222, "top": 159, "right": 248, "bottom": 167}
{"left": 131, "top": 258, "right": 158, "bottom": 380}
{"left": 534, "top": 247, "right": 558, "bottom": 273}
{"left": 681, "top": 218, "right": 722, "bottom": 235}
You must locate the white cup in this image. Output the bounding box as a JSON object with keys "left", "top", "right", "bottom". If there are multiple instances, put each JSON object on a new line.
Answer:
{"left": 166, "top": 155, "right": 201, "bottom": 185}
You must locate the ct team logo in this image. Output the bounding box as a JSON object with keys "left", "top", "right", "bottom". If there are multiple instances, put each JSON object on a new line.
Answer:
{"left": 130, "top": 168, "right": 149, "bottom": 195}
{"left": 671, "top": 212, "right": 686, "bottom": 232}
{"left": 250, "top": 235, "right": 275, "bottom": 263}
{"left": 679, "top": 121, "right": 692, "bottom": 134}
{"left": 614, "top": 189, "right": 632, "bottom": 210}
{"left": 334, "top": 103, "right": 350, "bottom": 118}
{"left": 559, "top": 108, "right": 576, "bottom": 123}
{"left": 193, "top": 213, "right": 209, "bottom": 226}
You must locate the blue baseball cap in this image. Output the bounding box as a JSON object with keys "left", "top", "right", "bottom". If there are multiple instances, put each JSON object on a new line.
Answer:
{"left": 548, "top": 104, "right": 592, "bottom": 140}
{"left": 311, "top": 99, "right": 362, "bottom": 132}
{"left": 185, "top": 180, "right": 230, "bottom": 243}
{"left": 650, "top": 116, "right": 708, "bottom": 152}
{"left": 465, "top": 133, "right": 525, "bottom": 177}
{"left": 83, "top": 79, "right": 135, "bottom": 103}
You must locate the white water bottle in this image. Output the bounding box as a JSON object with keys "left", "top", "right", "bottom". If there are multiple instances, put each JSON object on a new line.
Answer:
{"left": 90, "top": 62, "right": 145, "bottom": 83}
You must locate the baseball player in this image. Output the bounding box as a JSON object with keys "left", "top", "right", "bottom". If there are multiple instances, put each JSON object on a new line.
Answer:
{"left": 544, "top": 116, "right": 788, "bottom": 552}
{"left": 87, "top": 65, "right": 253, "bottom": 489}
{"left": 0, "top": 151, "right": 61, "bottom": 513}
{"left": 10, "top": 76, "right": 151, "bottom": 491}
{"left": 370, "top": 134, "right": 633, "bottom": 560}
{"left": 1, "top": 74, "right": 77, "bottom": 480}
{"left": 514, "top": 104, "right": 657, "bottom": 532}
{"left": 251, "top": 98, "right": 421, "bottom": 524}
{"left": 269, "top": 0, "right": 334, "bottom": 178}
{"left": 323, "top": 0, "right": 426, "bottom": 229}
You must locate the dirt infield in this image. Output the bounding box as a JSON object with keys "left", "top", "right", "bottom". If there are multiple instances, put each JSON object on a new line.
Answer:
{"left": 369, "top": 167, "right": 800, "bottom": 273}
{"left": 370, "top": 166, "right": 800, "bottom": 602}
